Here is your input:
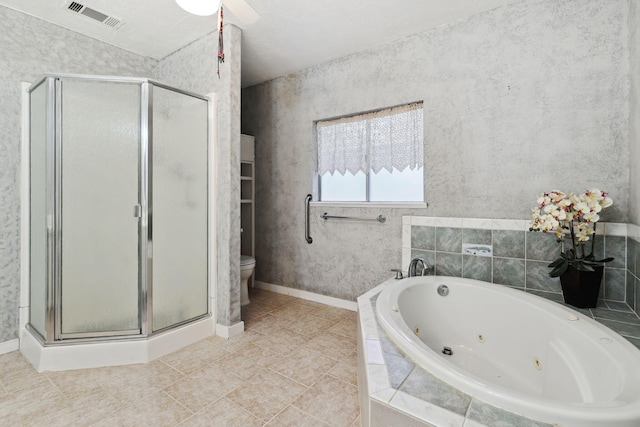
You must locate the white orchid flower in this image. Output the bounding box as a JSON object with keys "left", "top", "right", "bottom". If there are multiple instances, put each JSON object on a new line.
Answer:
{"left": 552, "top": 209, "right": 567, "bottom": 220}
{"left": 573, "top": 202, "right": 590, "bottom": 215}
{"left": 550, "top": 191, "right": 566, "bottom": 203}
{"left": 540, "top": 214, "right": 559, "bottom": 231}
{"left": 573, "top": 223, "right": 591, "bottom": 242}
{"left": 537, "top": 195, "right": 551, "bottom": 206}
{"left": 583, "top": 212, "right": 600, "bottom": 223}
{"left": 557, "top": 198, "right": 571, "bottom": 209}
{"left": 585, "top": 188, "right": 601, "bottom": 199}
{"left": 601, "top": 197, "right": 613, "bottom": 208}
{"left": 575, "top": 231, "right": 590, "bottom": 242}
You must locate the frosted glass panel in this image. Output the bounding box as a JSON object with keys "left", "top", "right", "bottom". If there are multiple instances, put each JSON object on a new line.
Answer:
{"left": 60, "top": 80, "right": 140, "bottom": 334}
{"left": 152, "top": 87, "right": 208, "bottom": 331}
{"left": 29, "top": 81, "right": 48, "bottom": 337}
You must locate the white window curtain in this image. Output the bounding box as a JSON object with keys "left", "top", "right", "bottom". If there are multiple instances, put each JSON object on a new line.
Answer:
{"left": 317, "top": 102, "right": 424, "bottom": 176}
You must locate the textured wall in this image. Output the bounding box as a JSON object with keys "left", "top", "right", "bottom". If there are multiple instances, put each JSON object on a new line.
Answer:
{"left": 241, "top": 0, "right": 631, "bottom": 300}
{"left": 155, "top": 25, "right": 243, "bottom": 327}
{"left": 0, "top": 5, "right": 156, "bottom": 344}
{"left": 630, "top": 0, "right": 640, "bottom": 225}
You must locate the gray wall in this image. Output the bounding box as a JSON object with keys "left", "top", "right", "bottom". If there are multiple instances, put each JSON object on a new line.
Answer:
{"left": 241, "top": 0, "right": 632, "bottom": 301}
{"left": 0, "top": 5, "right": 157, "bottom": 344}
{"left": 630, "top": 0, "right": 640, "bottom": 225}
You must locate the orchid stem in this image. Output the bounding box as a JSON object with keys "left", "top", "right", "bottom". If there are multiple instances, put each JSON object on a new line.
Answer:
{"left": 569, "top": 220, "right": 577, "bottom": 260}
{"left": 590, "top": 222, "right": 597, "bottom": 258}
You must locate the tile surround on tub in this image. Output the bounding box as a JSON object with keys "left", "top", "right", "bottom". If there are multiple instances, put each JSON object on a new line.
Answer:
{"left": 492, "top": 230, "right": 525, "bottom": 258}
{"left": 403, "top": 216, "right": 639, "bottom": 306}
{"left": 409, "top": 217, "right": 436, "bottom": 227}
{"left": 462, "top": 218, "right": 493, "bottom": 230}
{"left": 604, "top": 223, "right": 628, "bottom": 237}
{"left": 491, "top": 219, "right": 530, "bottom": 231}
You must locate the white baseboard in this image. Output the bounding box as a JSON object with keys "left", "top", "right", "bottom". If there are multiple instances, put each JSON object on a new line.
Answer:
{"left": 216, "top": 321, "right": 244, "bottom": 339}
{"left": 0, "top": 339, "right": 19, "bottom": 355}
{"left": 254, "top": 281, "right": 357, "bottom": 311}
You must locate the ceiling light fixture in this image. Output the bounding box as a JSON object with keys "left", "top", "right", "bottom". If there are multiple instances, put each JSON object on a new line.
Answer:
{"left": 175, "top": 0, "right": 222, "bottom": 16}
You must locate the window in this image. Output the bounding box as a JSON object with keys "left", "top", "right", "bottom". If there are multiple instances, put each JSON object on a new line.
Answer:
{"left": 316, "top": 102, "right": 424, "bottom": 202}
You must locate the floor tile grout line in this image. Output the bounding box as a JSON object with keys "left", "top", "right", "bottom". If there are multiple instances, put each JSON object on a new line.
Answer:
{"left": 266, "top": 358, "right": 337, "bottom": 388}
{"left": 262, "top": 404, "right": 293, "bottom": 426}
{"left": 82, "top": 386, "right": 129, "bottom": 425}
{"left": 324, "top": 369, "right": 359, "bottom": 389}
{"left": 45, "top": 373, "right": 75, "bottom": 400}
{"left": 199, "top": 395, "right": 262, "bottom": 425}
{"left": 157, "top": 356, "right": 193, "bottom": 378}
{"left": 159, "top": 388, "right": 196, "bottom": 417}
{"left": 326, "top": 371, "right": 359, "bottom": 388}
{"left": 265, "top": 366, "right": 313, "bottom": 390}
{"left": 266, "top": 403, "right": 332, "bottom": 427}
{"left": 301, "top": 344, "right": 356, "bottom": 363}
{"left": 224, "top": 366, "right": 312, "bottom": 425}
{"left": 288, "top": 372, "right": 360, "bottom": 427}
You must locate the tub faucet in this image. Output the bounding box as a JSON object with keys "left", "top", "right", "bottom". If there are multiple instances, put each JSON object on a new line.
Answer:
{"left": 408, "top": 257, "right": 433, "bottom": 277}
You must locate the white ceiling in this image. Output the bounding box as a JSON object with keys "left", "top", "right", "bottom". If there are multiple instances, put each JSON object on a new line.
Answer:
{"left": 0, "top": 0, "right": 522, "bottom": 87}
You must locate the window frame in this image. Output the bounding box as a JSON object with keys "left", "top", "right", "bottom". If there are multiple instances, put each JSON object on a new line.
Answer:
{"left": 315, "top": 102, "right": 425, "bottom": 204}
{"left": 318, "top": 167, "right": 425, "bottom": 203}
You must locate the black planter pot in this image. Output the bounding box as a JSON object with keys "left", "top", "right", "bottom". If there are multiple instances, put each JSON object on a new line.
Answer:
{"left": 559, "top": 265, "right": 604, "bottom": 308}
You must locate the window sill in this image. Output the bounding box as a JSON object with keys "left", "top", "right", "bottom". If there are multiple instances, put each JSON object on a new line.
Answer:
{"left": 310, "top": 201, "right": 427, "bottom": 209}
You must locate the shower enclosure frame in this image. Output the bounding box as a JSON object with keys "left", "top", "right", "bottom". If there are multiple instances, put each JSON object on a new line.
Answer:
{"left": 27, "top": 73, "right": 212, "bottom": 345}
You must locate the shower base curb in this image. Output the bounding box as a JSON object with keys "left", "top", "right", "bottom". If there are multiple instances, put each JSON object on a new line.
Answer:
{"left": 20, "top": 315, "right": 216, "bottom": 372}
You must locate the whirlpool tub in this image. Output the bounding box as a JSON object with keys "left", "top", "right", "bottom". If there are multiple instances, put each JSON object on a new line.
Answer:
{"left": 375, "top": 276, "right": 640, "bottom": 427}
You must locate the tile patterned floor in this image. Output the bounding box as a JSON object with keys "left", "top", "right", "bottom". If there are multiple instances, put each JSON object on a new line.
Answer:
{"left": 0, "top": 288, "right": 360, "bottom": 427}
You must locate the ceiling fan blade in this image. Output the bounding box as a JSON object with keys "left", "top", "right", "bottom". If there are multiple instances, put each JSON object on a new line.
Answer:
{"left": 223, "top": 0, "right": 259, "bottom": 25}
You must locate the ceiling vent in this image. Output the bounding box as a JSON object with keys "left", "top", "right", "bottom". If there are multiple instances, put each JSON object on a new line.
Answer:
{"left": 64, "top": 1, "right": 124, "bottom": 29}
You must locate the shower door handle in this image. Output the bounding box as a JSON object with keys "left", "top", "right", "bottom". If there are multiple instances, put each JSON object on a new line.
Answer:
{"left": 133, "top": 204, "right": 142, "bottom": 218}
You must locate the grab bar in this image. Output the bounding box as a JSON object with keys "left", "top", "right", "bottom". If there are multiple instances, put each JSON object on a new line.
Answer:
{"left": 320, "top": 213, "right": 386, "bottom": 223}
{"left": 305, "top": 194, "right": 313, "bottom": 244}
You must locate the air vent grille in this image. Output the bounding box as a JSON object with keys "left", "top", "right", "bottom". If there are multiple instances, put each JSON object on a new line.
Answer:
{"left": 68, "top": 1, "right": 83, "bottom": 13}
{"left": 102, "top": 16, "right": 122, "bottom": 29}
{"left": 64, "top": 1, "right": 124, "bottom": 30}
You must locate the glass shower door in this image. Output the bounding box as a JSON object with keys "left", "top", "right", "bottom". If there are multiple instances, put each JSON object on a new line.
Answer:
{"left": 58, "top": 79, "right": 141, "bottom": 337}
{"left": 151, "top": 85, "right": 209, "bottom": 332}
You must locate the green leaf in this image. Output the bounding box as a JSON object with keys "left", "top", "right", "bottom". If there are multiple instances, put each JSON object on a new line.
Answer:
{"left": 594, "top": 257, "right": 614, "bottom": 263}
{"left": 549, "top": 260, "right": 568, "bottom": 277}
{"left": 573, "top": 261, "right": 595, "bottom": 272}
{"left": 548, "top": 258, "right": 565, "bottom": 268}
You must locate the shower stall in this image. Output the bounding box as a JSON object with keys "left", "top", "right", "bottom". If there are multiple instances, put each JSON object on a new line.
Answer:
{"left": 23, "top": 74, "right": 214, "bottom": 371}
